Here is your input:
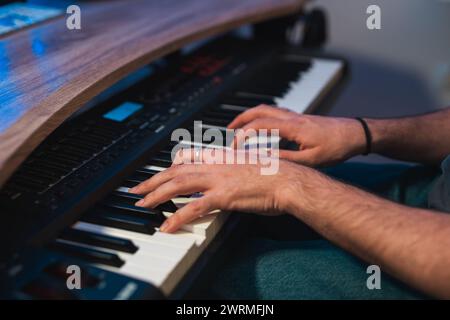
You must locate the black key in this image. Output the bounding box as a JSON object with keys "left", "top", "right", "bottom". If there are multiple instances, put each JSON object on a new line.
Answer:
{"left": 283, "top": 59, "right": 312, "bottom": 72}
{"left": 136, "top": 167, "right": 160, "bottom": 176}
{"left": 189, "top": 123, "right": 229, "bottom": 134}
{"left": 50, "top": 241, "right": 125, "bottom": 267}
{"left": 238, "top": 80, "right": 287, "bottom": 97}
{"left": 222, "top": 97, "right": 270, "bottom": 108}
{"left": 113, "top": 191, "right": 178, "bottom": 213}
{"left": 210, "top": 104, "right": 242, "bottom": 116}
{"left": 102, "top": 199, "right": 166, "bottom": 224}
{"left": 198, "top": 116, "right": 230, "bottom": 127}
{"left": 217, "top": 103, "right": 249, "bottom": 113}
{"left": 113, "top": 191, "right": 143, "bottom": 201}
{"left": 154, "top": 152, "right": 172, "bottom": 162}
{"left": 158, "top": 148, "right": 173, "bottom": 156}
{"left": 147, "top": 158, "right": 170, "bottom": 168}
{"left": 122, "top": 179, "right": 140, "bottom": 188}
{"left": 82, "top": 209, "right": 157, "bottom": 234}
{"left": 187, "top": 127, "right": 230, "bottom": 147}
{"left": 202, "top": 110, "right": 236, "bottom": 121}
{"left": 128, "top": 171, "right": 153, "bottom": 183}
{"left": 60, "top": 229, "right": 139, "bottom": 253}
{"left": 234, "top": 91, "right": 277, "bottom": 101}
{"left": 230, "top": 94, "right": 275, "bottom": 106}
{"left": 158, "top": 200, "right": 178, "bottom": 213}
{"left": 150, "top": 156, "right": 172, "bottom": 166}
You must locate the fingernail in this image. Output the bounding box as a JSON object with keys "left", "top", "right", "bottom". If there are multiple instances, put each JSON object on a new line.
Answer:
{"left": 129, "top": 186, "right": 138, "bottom": 193}
{"left": 160, "top": 219, "right": 171, "bottom": 232}
{"left": 135, "top": 199, "right": 145, "bottom": 206}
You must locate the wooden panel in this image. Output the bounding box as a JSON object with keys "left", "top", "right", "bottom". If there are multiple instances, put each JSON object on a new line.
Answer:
{"left": 0, "top": 0, "right": 305, "bottom": 187}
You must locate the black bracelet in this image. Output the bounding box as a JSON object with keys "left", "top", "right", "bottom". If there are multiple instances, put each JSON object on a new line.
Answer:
{"left": 355, "top": 117, "right": 372, "bottom": 155}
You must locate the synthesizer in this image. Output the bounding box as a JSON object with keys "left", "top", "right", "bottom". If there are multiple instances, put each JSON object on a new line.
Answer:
{"left": 0, "top": 36, "right": 346, "bottom": 299}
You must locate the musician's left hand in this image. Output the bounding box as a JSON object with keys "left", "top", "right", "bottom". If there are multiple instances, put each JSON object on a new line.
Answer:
{"left": 129, "top": 148, "right": 313, "bottom": 233}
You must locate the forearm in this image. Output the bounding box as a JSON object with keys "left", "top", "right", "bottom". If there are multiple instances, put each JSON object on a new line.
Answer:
{"left": 365, "top": 108, "right": 450, "bottom": 165}
{"left": 284, "top": 169, "right": 450, "bottom": 298}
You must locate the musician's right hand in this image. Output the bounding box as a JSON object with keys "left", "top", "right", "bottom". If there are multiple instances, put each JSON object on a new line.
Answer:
{"left": 228, "top": 105, "right": 366, "bottom": 167}
{"left": 130, "top": 150, "right": 313, "bottom": 233}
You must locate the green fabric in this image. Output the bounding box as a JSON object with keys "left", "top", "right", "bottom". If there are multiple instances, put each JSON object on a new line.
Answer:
{"left": 322, "top": 162, "right": 440, "bottom": 208}
{"left": 204, "top": 162, "right": 441, "bottom": 300}
{"left": 208, "top": 239, "right": 425, "bottom": 300}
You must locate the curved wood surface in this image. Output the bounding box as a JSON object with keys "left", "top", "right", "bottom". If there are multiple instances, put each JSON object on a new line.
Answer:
{"left": 0, "top": 0, "right": 305, "bottom": 187}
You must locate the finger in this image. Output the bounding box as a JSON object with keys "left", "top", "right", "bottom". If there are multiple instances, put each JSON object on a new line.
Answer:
{"left": 130, "top": 164, "right": 202, "bottom": 195}
{"left": 279, "top": 148, "right": 320, "bottom": 166}
{"left": 232, "top": 118, "right": 298, "bottom": 149}
{"left": 135, "top": 173, "right": 212, "bottom": 208}
{"left": 227, "top": 104, "right": 292, "bottom": 129}
{"left": 172, "top": 146, "right": 237, "bottom": 165}
{"left": 160, "top": 196, "right": 215, "bottom": 233}
{"left": 172, "top": 148, "right": 193, "bottom": 166}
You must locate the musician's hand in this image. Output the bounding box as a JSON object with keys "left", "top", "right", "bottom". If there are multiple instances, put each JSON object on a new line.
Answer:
{"left": 228, "top": 105, "right": 366, "bottom": 167}
{"left": 130, "top": 149, "right": 312, "bottom": 233}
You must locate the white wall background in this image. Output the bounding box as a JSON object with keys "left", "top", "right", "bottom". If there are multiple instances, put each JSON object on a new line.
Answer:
{"left": 310, "top": 0, "right": 450, "bottom": 118}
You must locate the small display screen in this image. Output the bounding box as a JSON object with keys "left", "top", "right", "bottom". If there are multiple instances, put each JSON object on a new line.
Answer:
{"left": 103, "top": 102, "right": 143, "bottom": 122}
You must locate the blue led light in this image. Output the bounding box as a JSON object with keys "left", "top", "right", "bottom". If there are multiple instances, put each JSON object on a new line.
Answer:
{"left": 103, "top": 102, "right": 143, "bottom": 122}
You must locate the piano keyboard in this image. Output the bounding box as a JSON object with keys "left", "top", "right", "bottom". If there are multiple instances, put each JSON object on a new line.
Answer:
{"left": 0, "top": 36, "right": 345, "bottom": 299}
{"left": 228, "top": 55, "right": 343, "bottom": 115}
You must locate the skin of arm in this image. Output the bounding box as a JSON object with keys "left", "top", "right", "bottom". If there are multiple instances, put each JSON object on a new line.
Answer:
{"left": 367, "top": 108, "right": 450, "bottom": 165}
{"left": 283, "top": 165, "right": 450, "bottom": 299}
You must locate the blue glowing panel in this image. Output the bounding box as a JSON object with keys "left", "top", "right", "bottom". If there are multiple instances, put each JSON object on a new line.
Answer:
{"left": 0, "top": 3, "right": 62, "bottom": 36}
{"left": 103, "top": 102, "right": 143, "bottom": 122}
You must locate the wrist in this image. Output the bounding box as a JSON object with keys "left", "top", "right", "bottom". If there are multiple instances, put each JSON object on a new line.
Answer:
{"left": 364, "top": 118, "right": 389, "bottom": 154}
{"left": 345, "top": 118, "right": 368, "bottom": 157}
{"left": 279, "top": 164, "right": 329, "bottom": 218}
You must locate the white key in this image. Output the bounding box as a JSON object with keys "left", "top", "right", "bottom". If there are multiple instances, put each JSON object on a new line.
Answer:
{"left": 165, "top": 197, "right": 228, "bottom": 237}
{"left": 55, "top": 238, "right": 177, "bottom": 286}
{"left": 116, "top": 186, "right": 130, "bottom": 193}
{"left": 244, "top": 135, "right": 281, "bottom": 148}
{"left": 144, "top": 165, "right": 166, "bottom": 172}
{"left": 275, "top": 58, "right": 343, "bottom": 114}
{"left": 63, "top": 228, "right": 191, "bottom": 288}
{"left": 178, "top": 140, "right": 231, "bottom": 150}
{"left": 55, "top": 238, "right": 182, "bottom": 268}
{"left": 73, "top": 221, "right": 200, "bottom": 250}
{"left": 194, "top": 122, "right": 228, "bottom": 132}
